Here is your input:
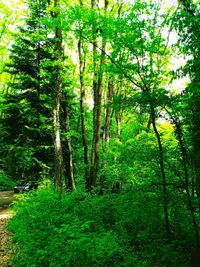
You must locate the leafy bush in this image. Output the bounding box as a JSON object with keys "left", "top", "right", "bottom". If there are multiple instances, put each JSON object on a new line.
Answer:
{"left": 8, "top": 187, "right": 193, "bottom": 267}
{"left": 0, "top": 171, "right": 15, "bottom": 191}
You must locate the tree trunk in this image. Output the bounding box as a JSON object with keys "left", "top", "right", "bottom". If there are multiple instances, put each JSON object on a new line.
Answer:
{"left": 173, "top": 118, "right": 199, "bottom": 249}
{"left": 191, "top": 108, "right": 200, "bottom": 210}
{"left": 53, "top": 86, "right": 63, "bottom": 190}
{"left": 90, "top": 67, "right": 104, "bottom": 188}
{"left": 115, "top": 112, "right": 122, "bottom": 137}
{"left": 103, "top": 80, "right": 114, "bottom": 144}
{"left": 63, "top": 104, "right": 76, "bottom": 191}
{"left": 78, "top": 27, "right": 90, "bottom": 190}
{"left": 89, "top": 0, "right": 107, "bottom": 190}
{"left": 100, "top": 80, "right": 114, "bottom": 194}
{"left": 53, "top": 0, "right": 64, "bottom": 190}
{"left": 150, "top": 101, "right": 171, "bottom": 241}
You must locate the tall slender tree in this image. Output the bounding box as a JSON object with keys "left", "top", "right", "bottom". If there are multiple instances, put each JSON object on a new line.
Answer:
{"left": 51, "top": 0, "right": 64, "bottom": 190}
{"left": 89, "top": 0, "right": 108, "bottom": 190}
{"left": 77, "top": 0, "right": 90, "bottom": 190}
{"left": 178, "top": 0, "right": 200, "bottom": 210}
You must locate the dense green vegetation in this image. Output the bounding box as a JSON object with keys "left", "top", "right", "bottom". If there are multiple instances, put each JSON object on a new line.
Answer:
{"left": 0, "top": 0, "right": 200, "bottom": 266}
{"left": 8, "top": 187, "right": 194, "bottom": 266}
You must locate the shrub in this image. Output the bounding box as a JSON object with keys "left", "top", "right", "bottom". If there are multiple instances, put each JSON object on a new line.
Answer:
{"left": 0, "top": 171, "right": 15, "bottom": 191}
{"left": 8, "top": 187, "right": 193, "bottom": 267}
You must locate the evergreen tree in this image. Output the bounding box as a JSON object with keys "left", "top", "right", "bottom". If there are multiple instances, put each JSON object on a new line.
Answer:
{"left": 1, "top": 0, "right": 54, "bottom": 180}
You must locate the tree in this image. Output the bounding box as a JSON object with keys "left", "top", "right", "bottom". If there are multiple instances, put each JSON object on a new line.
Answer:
{"left": 178, "top": 0, "right": 200, "bottom": 210}
{"left": 1, "top": 0, "right": 54, "bottom": 180}
{"left": 2, "top": 0, "right": 200, "bottom": 266}
{"left": 101, "top": 0, "right": 177, "bottom": 240}
{"left": 51, "top": 0, "right": 65, "bottom": 190}
{"left": 77, "top": 0, "right": 90, "bottom": 190}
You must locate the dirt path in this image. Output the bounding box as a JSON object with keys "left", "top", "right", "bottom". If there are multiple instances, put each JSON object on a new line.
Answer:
{"left": 0, "top": 191, "right": 15, "bottom": 267}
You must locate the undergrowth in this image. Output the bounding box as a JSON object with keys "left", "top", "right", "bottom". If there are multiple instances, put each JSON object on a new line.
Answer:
{"left": 8, "top": 187, "right": 195, "bottom": 266}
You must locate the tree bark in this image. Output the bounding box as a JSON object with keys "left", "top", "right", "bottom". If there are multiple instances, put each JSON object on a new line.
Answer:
{"left": 103, "top": 80, "right": 114, "bottom": 144}
{"left": 53, "top": 0, "right": 64, "bottom": 190}
{"left": 173, "top": 118, "right": 199, "bottom": 249}
{"left": 63, "top": 104, "right": 76, "bottom": 191}
{"left": 78, "top": 25, "right": 90, "bottom": 190}
{"left": 100, "top": 80, "right": 114, "bottom": 194}
{"left": 90, "top": 63, "right": 104, "bottom": 188}
{"left": 89, "top": 0, "right": 107, "bottom": 190}
{"left": 150, "top": 101, "right": 171, "bottom": 241}
{"left": 115, "top": 112, "right": 122, "bottom": 137}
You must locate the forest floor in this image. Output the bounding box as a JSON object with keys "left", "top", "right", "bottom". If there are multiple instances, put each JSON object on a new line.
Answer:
{"left": 0, "top": 191, "right": 15, "bottom": 267}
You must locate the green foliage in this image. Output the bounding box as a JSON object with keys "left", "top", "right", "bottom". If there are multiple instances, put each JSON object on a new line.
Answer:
{"left": 0, "top": 0, "right": 56, "bottom": 180}
{"left": 9, "top": 187, "right": 194, "bottom": 267}
{"left": 1, "top": 1, "right": 200, "bottom": 266}
{"left": 0, "top": 170, "right": 15, "bottom": 191}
